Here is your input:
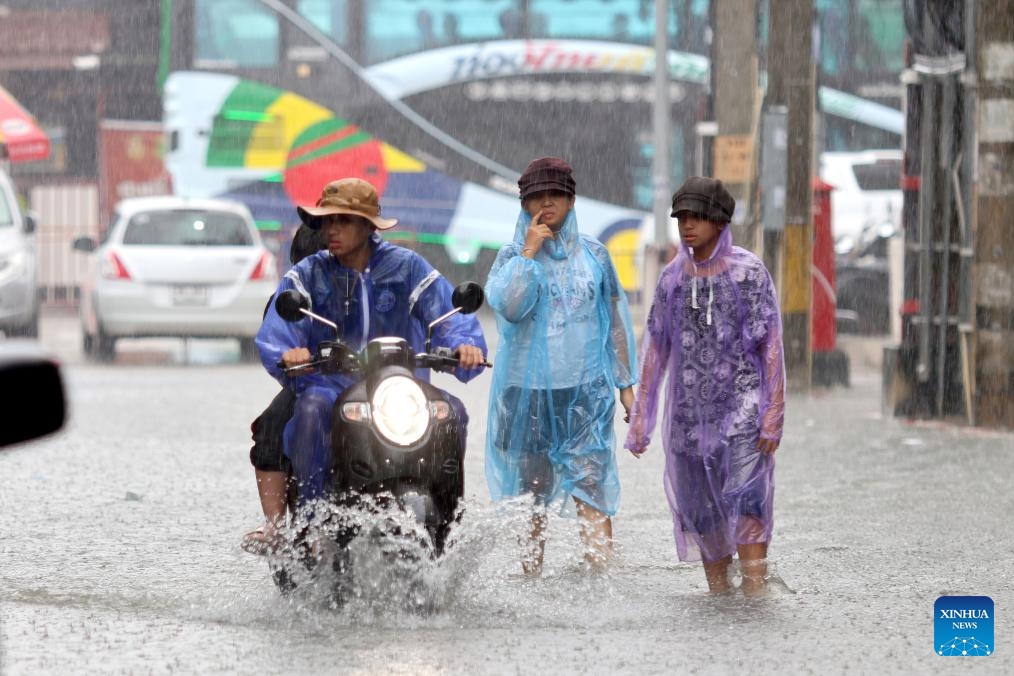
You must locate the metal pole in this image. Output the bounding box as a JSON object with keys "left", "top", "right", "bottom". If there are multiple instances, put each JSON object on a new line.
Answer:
{"left": 767, "top": 0, "right": 814, "bottom": 391}
{"left": 916, "top": 81, "right": 936, "bottom": 387}
{"left": 958, "top": 0, "right": 977, "bottom": 425}
{"left": 640, "top": 0, "right": 670, "bottom": 317}
{"left": 652, "top": 0, "right": 670, "bottom": 249}
{"left": 935, "top": 77, "right": 955, "bottom": 416}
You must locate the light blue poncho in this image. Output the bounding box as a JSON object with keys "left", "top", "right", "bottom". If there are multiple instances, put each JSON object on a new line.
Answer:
{"left": 484, "top": 208, "right": 637, "bottom": 516}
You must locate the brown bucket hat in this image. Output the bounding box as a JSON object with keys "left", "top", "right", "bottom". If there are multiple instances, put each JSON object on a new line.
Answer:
{"left": 296, "top": 178, "right": 398, "bottom": 230}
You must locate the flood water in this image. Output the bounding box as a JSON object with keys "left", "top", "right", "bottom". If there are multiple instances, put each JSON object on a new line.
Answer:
{"left": 1, "top": 315, "right": 1012, "bottom": 674}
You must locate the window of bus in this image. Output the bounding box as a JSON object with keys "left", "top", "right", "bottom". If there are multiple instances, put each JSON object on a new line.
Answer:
{"left": 364, "top": 0, "right": 519, "bottom": 64}
{"left": 194, "top": 0, "right": 279, "bottom": 69}
{"left": 529, "top": 0, "right": 708, "bottom": 48}
{"left": 362, "top": 1, "right": 709, "bottom": 63}
{"left": 530, "top": 0, "right": 652, "bottom": 44}
{"left": 296, "top": 0, "right": 349, "bottom": 47}
{"left": 816, "top": 0, "right": 904, "bottom": 83}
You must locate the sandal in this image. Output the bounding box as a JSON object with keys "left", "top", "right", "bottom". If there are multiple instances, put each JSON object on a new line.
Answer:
{"left": 241, "top": 523, "right": 283, "bottom": 555}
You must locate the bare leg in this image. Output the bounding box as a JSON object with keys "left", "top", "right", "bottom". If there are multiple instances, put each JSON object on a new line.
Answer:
{"left": 256, "top": 469, "right": 288, "bottom": 527}
{"left": 242, "top": 470, "right": 288, "bottom": 554}
{"left": 521, "top": 511, "right": 548, "bottom": 576}
{"left": 703, "top": 555, "right": 733, "bottom": 593}
{"left": 737, "top": 542, "right": 769, "bottom": 595}
{"left": 575, "top": 499, "right": 613, "bottom": 571}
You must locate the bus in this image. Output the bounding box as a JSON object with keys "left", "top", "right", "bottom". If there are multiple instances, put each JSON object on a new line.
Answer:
{"left": 162, "top": 0, "right": 905, "bottom": 289}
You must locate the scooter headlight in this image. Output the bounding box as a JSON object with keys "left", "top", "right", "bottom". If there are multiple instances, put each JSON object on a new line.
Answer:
{"left": 371, "top": 375, "right": 430, "bottom": 446}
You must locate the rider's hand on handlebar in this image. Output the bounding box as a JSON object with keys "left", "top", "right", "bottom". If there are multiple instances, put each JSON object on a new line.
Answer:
{"left": 281, "top": 347, "right": 313, "bottom": 375}
{"left": 454, "top": 344, "right": 487, "bottom": 369}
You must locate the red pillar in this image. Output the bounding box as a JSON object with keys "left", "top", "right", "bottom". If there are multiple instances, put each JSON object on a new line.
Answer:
{"left": 811, "top": 178, "right": 836, "bottom": 352}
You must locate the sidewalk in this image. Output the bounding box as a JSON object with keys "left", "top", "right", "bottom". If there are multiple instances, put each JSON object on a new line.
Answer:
{"left": 837, "top": 332, "right": 889, "bottom": 372}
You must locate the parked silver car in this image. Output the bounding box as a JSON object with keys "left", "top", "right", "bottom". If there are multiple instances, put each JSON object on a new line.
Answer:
{"left": 820, "top": 150, "right": 903, "bottom": 335}
{"left": 0, "top": 168, "right": 39, "bottom": 337}
{"left": 72, "top": 196, "right": 278, "bottom": 361}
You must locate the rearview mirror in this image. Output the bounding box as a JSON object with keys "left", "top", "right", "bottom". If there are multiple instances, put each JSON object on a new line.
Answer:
{"left": 451, "top": 282, "right": 484, "bottom": 315}
{"left": 0, "top": 342, "right": 66, "bottom": 448}
{"left": 72, "top": 236, "right": 97, "bottom": 253}
{"left": 274, "top": 289, "right": 309, "bottom": 322}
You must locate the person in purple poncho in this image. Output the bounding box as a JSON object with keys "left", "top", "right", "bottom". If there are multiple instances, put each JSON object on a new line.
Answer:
{"left": 625, "top": 177, "right": 785, "bottom": 594}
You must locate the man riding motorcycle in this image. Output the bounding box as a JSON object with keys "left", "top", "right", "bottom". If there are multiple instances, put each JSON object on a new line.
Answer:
{"left": 245, "top": 177, "right": 487, "bottom": 552}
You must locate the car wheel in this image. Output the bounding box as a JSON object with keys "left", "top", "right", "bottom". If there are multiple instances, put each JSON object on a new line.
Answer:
{"left": 82, "top": 330, "right": 96, "bottom": 356}
{"left": 96, "top": 327, "right": 117, "bottom": 362}
{"left": 11, "top": 310, "right": 39, "bottom": 338}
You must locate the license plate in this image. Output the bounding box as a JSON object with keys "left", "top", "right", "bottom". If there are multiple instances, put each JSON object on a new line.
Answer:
{"left": 172, "top": 285, "right": 208, "bottom": 306}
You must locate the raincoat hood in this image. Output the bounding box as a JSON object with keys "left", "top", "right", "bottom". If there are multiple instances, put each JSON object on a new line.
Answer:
{"left": 513, "top": 208, "right": 579, "bottom": 261}
{"left": 673, "top": 226, "right": 735, "bottom": 327}
{"left": 677, "top": 224, "right": 734, "bottom": 274}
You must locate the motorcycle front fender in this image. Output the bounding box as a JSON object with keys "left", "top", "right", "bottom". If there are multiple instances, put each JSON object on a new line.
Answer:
{"left": 396, "top": 490, "right": 438, "bottom": 528}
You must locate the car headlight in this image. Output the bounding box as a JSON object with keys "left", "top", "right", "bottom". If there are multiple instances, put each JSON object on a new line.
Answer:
{"left": 370, "top": 375, "right": 430, "bottom": 446}
{"left": 0, "top": 251, "right": 27, "bottom": 280}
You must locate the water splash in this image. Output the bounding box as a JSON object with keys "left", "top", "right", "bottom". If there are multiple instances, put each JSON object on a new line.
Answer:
{"left": 238, "top": 494, "right": 634, "bottom": 627}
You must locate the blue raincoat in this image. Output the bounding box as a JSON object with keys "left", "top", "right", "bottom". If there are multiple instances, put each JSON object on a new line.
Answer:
{"left": 256, "top": 233, "right": 487, "bottom": 501}
{"left": 485, "top": 209, "right": 637, "bottom": 516}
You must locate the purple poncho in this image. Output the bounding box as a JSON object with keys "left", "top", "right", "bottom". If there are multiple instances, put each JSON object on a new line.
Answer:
{"left": 624, "top": 227, "right": 785, "bottom": 563}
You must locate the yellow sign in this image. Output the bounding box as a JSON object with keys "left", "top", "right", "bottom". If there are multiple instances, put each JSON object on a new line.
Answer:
{"left": 713, "top": 135, "right": 753, "bottom": 184}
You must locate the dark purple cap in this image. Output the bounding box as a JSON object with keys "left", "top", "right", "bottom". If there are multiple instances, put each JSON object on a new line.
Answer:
{"left": 671, "top": 176, "right": 735, "bottom": 223}
{"left": 517, "top": 156, "right": 576, "bottom": 200}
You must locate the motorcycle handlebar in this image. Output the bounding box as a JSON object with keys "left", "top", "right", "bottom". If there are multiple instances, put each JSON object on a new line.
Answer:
{"left": 278, "top": 358, "right": 331, "bottom": 374}
{"left": 279, "top": 346, "right": 490, "bottom": 377}
{"left": 418, "top": 347, "right": 492, "bottom": 373}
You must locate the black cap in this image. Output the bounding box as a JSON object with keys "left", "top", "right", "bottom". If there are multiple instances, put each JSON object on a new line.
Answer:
{"left": 518, "top": 156, "right": 576, "bottom": 200}
{"left": 289, "top": 224, "right": 324, "bottom": 265}
{"left": 670, "top": 176, "right": 735, "bottom": 223}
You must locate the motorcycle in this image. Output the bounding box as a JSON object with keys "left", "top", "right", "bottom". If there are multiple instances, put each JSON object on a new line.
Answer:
{"left": 267, "top": 282, "right": 487, "bottom": 604}
{"left": 834, "top": 220, "right": 897, "bottom": 335}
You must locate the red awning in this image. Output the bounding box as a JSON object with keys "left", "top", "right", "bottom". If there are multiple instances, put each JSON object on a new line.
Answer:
{"left": 0, "top": 84, "right": 50, "bottom": 163}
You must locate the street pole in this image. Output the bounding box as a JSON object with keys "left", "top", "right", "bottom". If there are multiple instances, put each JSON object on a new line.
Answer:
{"left": 710, "top": 0, "right": 758, "bottom": 250}
{"left": 642, "top": 0, "right": 670, "bottom": 315}
{"left": 973, "top": 0, "right": 1014, "bottom": 427}
{"left": 765, "top": 0, "right": 815, "bottom": 391}
{"left": 652, "top": 0, "right": 670, "bottom": 251}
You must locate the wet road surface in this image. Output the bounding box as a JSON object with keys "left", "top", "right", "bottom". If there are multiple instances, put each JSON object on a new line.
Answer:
{"left": 0, "top": 309, "right": 1011, "bottom": 674}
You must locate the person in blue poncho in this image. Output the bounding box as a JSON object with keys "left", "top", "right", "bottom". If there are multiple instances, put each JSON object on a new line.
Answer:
{"left": 485, "top": 157, "right": 638, "bottom": 575}
{"left": 248, "top": 178, "right": 487, "bottom": 549}
{"left": 241, "top": 223, "right": 324, "bottom": 554}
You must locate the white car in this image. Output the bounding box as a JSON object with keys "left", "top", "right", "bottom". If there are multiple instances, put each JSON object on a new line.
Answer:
{"left": 819, "top": 150, "right": 903, "bottom": 255}
{"left": 0, "top": 168, "right": 39, "bottom": 337}
{"left": 72, "top": 196, "right": 278, "bottom": 361}
{"left": 820, "top": 150, "right": 903, "bottom": 334}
